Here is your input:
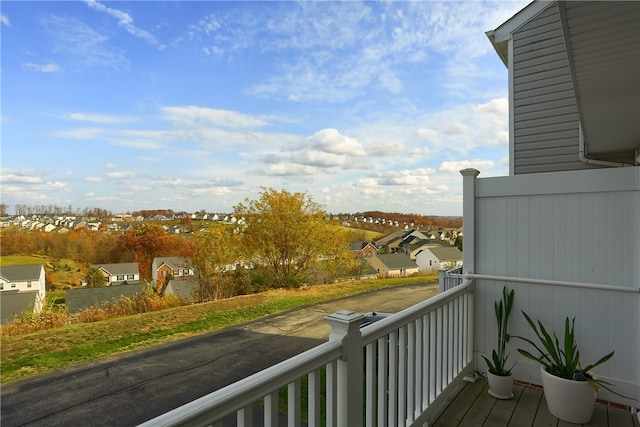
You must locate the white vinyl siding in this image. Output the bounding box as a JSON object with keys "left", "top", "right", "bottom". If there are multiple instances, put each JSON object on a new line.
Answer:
{"left": 511, "top": 3, "right": 595, "bottom": 174}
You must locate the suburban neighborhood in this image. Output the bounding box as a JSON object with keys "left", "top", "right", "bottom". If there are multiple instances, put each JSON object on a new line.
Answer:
{"left": 0, "top": 223, "right": 462, "bottom": 323}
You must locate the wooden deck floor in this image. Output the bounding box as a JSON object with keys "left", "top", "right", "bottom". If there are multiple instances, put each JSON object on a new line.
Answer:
{"left": 432, "top": 377, "right": 639, "bottom": 427}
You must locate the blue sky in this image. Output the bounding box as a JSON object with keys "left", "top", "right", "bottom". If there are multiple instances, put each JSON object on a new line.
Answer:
{"left": 1, "top": 1, "right": 529, "bottom": 216}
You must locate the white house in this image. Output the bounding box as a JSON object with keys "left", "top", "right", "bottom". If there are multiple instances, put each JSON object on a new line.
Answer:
{"left": 92, "top": 263, "right": 141, "bottom": 286}
{"left": 415, "top": 246, "right": 463, "bottom": 273}
{"left": 0, "top": 264, "right": 47, "bottom": 314}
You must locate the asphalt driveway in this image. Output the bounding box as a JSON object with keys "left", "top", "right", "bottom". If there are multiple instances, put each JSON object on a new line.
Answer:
{"left": 0, "top": 282, "right": 439, "bottom": 426}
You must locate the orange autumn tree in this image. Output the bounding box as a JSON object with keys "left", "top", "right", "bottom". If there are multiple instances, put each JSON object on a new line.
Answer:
{"left": 118, "top": 224, "right": 185, "bottom": 282}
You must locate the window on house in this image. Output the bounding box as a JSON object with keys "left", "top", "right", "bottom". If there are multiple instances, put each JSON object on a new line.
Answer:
{"left": 117, "top": 275, "right": 125, "bottom": 281}
{"left": 11, "top": 283, "right": 17, "bottom": 288}
{"left": 0, "top": 283, "right": 4, "bottom": 290}
{"left": 162, "top": 270, "right": 168, "bottom": 277}
{"left": 27, "top": 281, "right": 32, "bottom": 288}
{"left": 104, "top": 276, "right": 109, "bottom": 282}
{"left": 173, "top": 269, "right": 179, "bottom": 276}
{"left": 127, "top": 274, "right": 135, "bottom": 280}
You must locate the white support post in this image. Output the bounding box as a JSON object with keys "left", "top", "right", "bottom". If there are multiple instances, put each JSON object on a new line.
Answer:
{"left": 325, "top": 310, "right": 365, "bottom": 427}
{"left": 460, "top": 168, "right": 479, "bottom": 276}
{"left": 460, "top": 168, "right": 479, "bottom": 382}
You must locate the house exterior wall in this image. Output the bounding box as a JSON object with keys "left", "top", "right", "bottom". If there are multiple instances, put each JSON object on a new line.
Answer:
{"left": 415, "top": 250, "right": 439, "bottom": 273}
{"left": 470, "top": 166, "right": 640, "bottom": 406}
{"left": 511, "top": 2, "right": 596, "bottom": 175}
{"left": 415, "top": 249, "right": 462, "bottom": 273}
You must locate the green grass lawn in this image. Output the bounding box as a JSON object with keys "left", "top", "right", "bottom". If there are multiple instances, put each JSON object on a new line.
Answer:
{"left": 0, "top": 255, "right": 49, "bottom": 267}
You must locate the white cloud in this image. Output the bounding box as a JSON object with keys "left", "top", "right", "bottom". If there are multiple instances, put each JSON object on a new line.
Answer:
{"left": 261, "top": 163, "right": 317, "bottom": 176}
{"left": 438, "top": 159, "right": 495, "bottom": 174}
{"left": 416, "top": 128, "right": 438, "bottom": 139}
{"left": 291, "top": 150, "right": 346, "bottom": 168}
{"left": 107, "top": 171, "right": 137, "bottom": 179}
{"left": 367, "top": 141, "right": 405, "bottom": 157}
{"left": 22, "top": 62, "right": 63, "bottom": 73}
{"left": 369, "top": 168, "right": 434, "bottom": 186}
{"left": 85, "top": 0, "right": 164, "bottom": 49}
{"left": 307, "top": 129, "right": 366, "bottom": 156}
{"left": 1, "top": 169, "right": 43, "bottom": 184}
{"left": 409, "top": 147, "right": 430, "bottom": 157}
{"left": 162, "top": 106, "right": 269, "bottom": 129}
{"left": 441, "top": 122, "right": 471, "bottom": 136}
{"left": 1, "top": 14, "right": 10, "bottom": 27}
{"left": 85, "top": 176, "right": 103, "bottom": 183}
{"left": 475, "top": 98, "right": 508, "bottom": 117}
{"left": 42, "top": 15, "right": 128, "bottom": 70}
{"left": 62, "top": 112, "right": 134, "bottom": 123}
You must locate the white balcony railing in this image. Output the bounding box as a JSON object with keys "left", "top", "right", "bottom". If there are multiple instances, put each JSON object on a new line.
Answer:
{"left": 139, "top": 280, "right": 474, "bottom": 427}
{"left": 438, "top": 266, "right": 464, "bottom": 292}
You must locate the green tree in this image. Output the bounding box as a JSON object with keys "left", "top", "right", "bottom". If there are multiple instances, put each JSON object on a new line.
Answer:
{"left": 84, "top": 267, "right": 105, "bottom": 287}
{"left": 234, "top": 188, "right": 347, "bottom": 289}
{"left": 454, "top": 235, "right": 463, "bottom": 251}
{"left": 189, "top": 225, "right": 242, "bottom": 302}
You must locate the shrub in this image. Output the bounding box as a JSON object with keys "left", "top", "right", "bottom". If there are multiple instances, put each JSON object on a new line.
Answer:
{"left": 0, "top": 302, "right": 70, "bottom": 336}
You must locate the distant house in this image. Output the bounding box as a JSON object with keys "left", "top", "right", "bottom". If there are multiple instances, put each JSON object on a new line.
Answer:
{"left": 415, "top": 246, "right": 463, "bottom": 273}
{"left": 164, "top": 278, "right": 199, "bottom": 302}
{"left": 152, "top": 257, "right": 194, "bottom": 290}
{"left": 43, "top": 223, "right": 57, "bottom": 233}
{"left": 375, "top": 230, "right": 408, "bottom": 254}
{"left": 348, "top": 241, "right": 378, "bottom": 258}
{"left": 66, "top": 282, "right": 148, "bottom": 313}
{"left": 367, "top": 253, "right": 419, "bottom": 278}
{"left": 0, "top": 264, "right": 47, "bottom": 323}
{"left": 91, "top": 263, "right": 141, "bottom": 286}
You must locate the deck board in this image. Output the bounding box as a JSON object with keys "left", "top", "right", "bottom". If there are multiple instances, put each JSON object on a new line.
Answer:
{"left": 432, "top": 379, "right": 485, "bottom": 426}
{"left": 532, "top": 392, "right": 556, "bottom": 427}
{"left": 430, "top": 377, "right": 638, "bottom": 427}
{"left": 484, "top": 384, "right": 525, "bottom": 427}
{"left": 513, "top": 386, "right": 543, "bottom": 426}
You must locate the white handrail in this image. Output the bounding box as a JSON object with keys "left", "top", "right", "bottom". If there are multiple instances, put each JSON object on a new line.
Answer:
{"left": 139, "top": 340, "right": 342, "bottom": 427}
{"left": 360, "top": 279, "right": 473, "bottom": 346}
{"left": 465, "top": 273, "right": 640, "bottom": 294}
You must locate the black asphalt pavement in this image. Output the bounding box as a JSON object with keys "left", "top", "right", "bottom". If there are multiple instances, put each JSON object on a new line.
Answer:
{"left": 1, "top": 282, "right": 438, "bottom": 426}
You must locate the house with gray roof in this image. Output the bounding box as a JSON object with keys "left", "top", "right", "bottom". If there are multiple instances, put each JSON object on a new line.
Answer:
{"left": 91, "top": 263, "right": 141, "bottom": 286}
{"left": 0, "top": 264, "right": 46, "bottom": 323}
{"left": 367, "top": 253, "right": 418, "bottom": 278}
{"left": 415, "top": 246, "right": 463, "bottom": 273}
{"left": 164, "top": 278, "right": 198, "bottom": 303}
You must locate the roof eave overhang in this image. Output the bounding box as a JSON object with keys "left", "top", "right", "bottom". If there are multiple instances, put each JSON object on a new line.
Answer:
{"left": 486, "top": 0, "right": 555, "bottom": 68}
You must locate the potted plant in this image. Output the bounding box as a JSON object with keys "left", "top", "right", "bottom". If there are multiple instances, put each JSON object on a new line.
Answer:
{"left": 516, "top": 312, "right": 624, "bottom": 424}
{"left": 482, "top": 286, "right": 515, "bottom": 399}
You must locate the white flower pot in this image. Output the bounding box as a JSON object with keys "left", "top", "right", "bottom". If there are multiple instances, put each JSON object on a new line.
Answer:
{"left": 487, "top": 372, "right": 514, "bottom": 399}
{"left": 540, "top": 366, "right": 596, "bottom": 424}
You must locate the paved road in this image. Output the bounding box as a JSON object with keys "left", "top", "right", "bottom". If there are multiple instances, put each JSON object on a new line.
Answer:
{"left": 1, "top": 282, "right": 439, "bottom": 426}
